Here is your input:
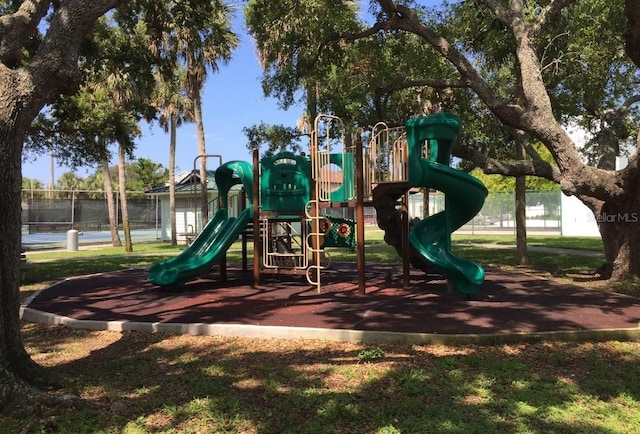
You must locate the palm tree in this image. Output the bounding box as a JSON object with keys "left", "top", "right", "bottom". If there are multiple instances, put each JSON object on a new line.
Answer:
{"left": 96, "top": 22, "right": 156, "bottom": 252}
{"left": 168, "top": 1, "right": 238, "bottom": 229}
{"left": 153, "top": 67, "right": 193, "bottom": 245}
{"left": 99, "top": 68, "right": 141, "bottom": 253}
{"left": 81, "top": 171, "right": 106, "bottom": 200}
{"left": 101, "top": 155, "right": 122, "bottom": 247}
{"left": 55, "top": 171, "right": 83, "bottom": 192}
{"left": 117, "top": 141, "right": 133, "bottom": 251}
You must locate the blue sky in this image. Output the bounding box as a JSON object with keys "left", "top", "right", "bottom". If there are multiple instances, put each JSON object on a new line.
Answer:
{"left": 22, "top": 11, "right": 305, "bottom": 185}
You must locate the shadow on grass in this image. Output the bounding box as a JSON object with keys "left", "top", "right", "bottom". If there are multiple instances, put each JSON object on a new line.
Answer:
{"left": 456, "top": 247, "right": 604, "bottom": 278}
{"left": 11, "top": 325, "right": 640, "bottom": 433}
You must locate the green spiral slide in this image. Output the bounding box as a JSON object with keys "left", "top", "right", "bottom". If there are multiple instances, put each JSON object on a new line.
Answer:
{"left": 147, "top": 160, "right": 253, "bottom": 287}
{"left": 406, "top": 113, "right": 488, "bottom": 294}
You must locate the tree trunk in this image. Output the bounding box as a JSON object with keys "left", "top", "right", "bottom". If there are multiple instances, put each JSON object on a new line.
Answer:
{"left": 0, "top": 112, "right": 52, "bottom": 408}
{"left": 422, "top": 187, "right": 430, "bottom": 219}
{"left": 169, "top": 114, "right": 177, "bottom": 246}
{"left": 624, "top": 0, "right": 640, "bottom": 67}
{"left": 0, "top": 0, "right": 134, "bottom": 407}
{"left": 307, "top": 81, "right": 319, "bottom": 126}
{"left": 102, "top": 158, "right": 122, "bottom": 247}
{"left": 593, "top": 191, "right": 640, "bottom": 280}
{"left": 118, "top": 143, "right": 132, "bottom": 252}
{"left": 193, "top": 89, "right": 209, "bottom": 229}
{"left": 515, "top": 133, "right": 528, "bottom": 266}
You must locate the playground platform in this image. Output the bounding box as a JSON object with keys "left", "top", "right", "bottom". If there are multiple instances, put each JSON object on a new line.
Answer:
{"left": 21, "top": 263, "right": 640, "bottom": 345}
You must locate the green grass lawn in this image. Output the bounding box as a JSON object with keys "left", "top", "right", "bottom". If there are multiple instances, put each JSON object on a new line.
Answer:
{"left": 452, "top": 233, "right": 604, "bottom": 251}
{"left": 6, "top": 326, "right": 640, "bottom": 433}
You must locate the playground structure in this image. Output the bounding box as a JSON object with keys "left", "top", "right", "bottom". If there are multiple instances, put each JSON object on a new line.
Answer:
{"left": 147, "top": 112, "right": 488, "bottom": 295}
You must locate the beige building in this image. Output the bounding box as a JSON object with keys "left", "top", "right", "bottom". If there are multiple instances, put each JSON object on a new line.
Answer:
{"left": 145, "top": 170, "right": 243, "bottom": 243}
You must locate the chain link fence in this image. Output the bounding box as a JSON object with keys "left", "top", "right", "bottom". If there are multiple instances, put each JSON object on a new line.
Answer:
{"left": 21, "top": 188, "right": 565, "bottom": 248}
{"left": 408, "top": 189, "right": 562, "bottom": 234}
{"left": 22, "top": 189, "right": 160, "bottom": 234}
{"left": 21, "top": 189, "right": 162, "bottom": 249}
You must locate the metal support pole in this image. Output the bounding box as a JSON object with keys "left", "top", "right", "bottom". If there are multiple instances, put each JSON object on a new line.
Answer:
{"left": 240, "top": 188, "right": 248, "bottom": 271}
{"left": 192, "top": 154, "right": 223, "bottom": 232}
{"left": 402, "top": 191, "right": 410, "bottom": 287}
{"left": 355, "top": 128, "right": 366, "bottom": 295}
{"left": 70, "top": 190, "right": 76, "bottom": 229}
{"left": 252, "top": 148, "right": 260, "bottom": 287}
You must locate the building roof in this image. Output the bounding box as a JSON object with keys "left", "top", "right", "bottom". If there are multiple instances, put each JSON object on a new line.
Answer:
{"left": 145, "top": 170, "right": 218, "bottom": 196}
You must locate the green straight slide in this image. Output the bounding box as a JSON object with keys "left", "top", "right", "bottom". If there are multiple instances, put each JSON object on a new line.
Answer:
{"left": 147, "top": 207, "right": 252, "bottom": 287}
{"left": 406, "top": 114, "right": 488, "bottom": 294}
{"left": 148, "top": 160, "right": 254, "bottom": 287}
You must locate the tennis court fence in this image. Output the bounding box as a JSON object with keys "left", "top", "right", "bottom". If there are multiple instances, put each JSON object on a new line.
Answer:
{"left": 22, "top": 189, "right": 160, "bottom": 234}
{"left": 22, "top": 188, "right": 563, "bottom": 237}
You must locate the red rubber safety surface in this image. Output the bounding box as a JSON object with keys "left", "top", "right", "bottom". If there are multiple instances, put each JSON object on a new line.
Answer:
{"left": 24, "top": 263, "right": 640, "bottom": 336}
